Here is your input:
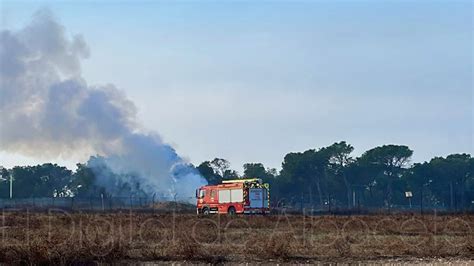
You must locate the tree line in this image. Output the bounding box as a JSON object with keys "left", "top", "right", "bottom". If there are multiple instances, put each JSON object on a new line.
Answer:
{"left": 1, "top": 141, "right": 473, "bottom": 210}
{"left": 198, "top": 142, "right": 473, "bottom": 210}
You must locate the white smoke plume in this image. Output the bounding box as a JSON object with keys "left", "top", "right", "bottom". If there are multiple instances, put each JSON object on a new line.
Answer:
{"left": 0, "top": 9, "right": 207, "bottom": 201}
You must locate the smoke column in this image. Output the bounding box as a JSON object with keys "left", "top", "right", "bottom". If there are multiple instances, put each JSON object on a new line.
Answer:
{"left": 0, "top": 9, "right": 207, "bottom": 201}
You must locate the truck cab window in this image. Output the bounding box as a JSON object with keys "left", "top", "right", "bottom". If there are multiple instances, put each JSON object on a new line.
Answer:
{"left": 199, "top": 189, "right": 206, "bottom": 198}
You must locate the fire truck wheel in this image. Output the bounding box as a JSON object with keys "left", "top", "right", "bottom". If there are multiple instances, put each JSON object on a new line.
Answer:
{"left": 202, "top": 207, "right": 210, "bottom": 215}
{"left": 227, "top": 206, "right": 236, "bottom": 215}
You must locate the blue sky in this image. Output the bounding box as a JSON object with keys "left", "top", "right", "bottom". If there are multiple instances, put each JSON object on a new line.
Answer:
{"left": 0, "top": 0, "right": 472, "bottom": 171}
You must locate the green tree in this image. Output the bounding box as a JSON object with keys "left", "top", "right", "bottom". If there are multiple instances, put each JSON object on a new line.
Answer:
{"left": 3, "top": 164, "right": 72, "bottom": 198}
{"left": 243, "top": 163, "right": 277, "bottom": 197}
{"left": 243, "top": 163, "right": 266, "bottom": 179}
{"left": 243, "top": 163, "right": 276, "bottom": 181}
{"left": 0, "top": 167, "right": 10, "bottom": 198}
{"left": 197, "top": 158, "right": 239, "bottom": 184}
{"left": 322, "top": 141, "right": 354, "bottom": 207}
{"left": 280, "top": 149, "right": 330, "bottom": 206}
{"left": 429, "top": 154, "right": 471, "bottom": 209}
{"left": 358, "top": 145, "right": 413, "bottom": 207}
{"left": 405, "top": 162, "right": 435, "bottom": 208}
{"left": 71, "top": 163, "right": 98, "bottom": 197}
{"left": 210, "top": 158, "right": 231, "bottom": 177}
{"left": 344, "top": 159, "right": 375, "bottom": 207}
{"left": 223, "top": 169, "right": 239, "bottom": 180}
{"left": 197, "top": 161, "right": 220, "bottom": 185}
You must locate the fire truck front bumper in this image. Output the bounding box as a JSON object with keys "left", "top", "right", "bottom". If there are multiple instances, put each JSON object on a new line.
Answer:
{"left": 243, "top": 208, "right": 270, "bottom": 214}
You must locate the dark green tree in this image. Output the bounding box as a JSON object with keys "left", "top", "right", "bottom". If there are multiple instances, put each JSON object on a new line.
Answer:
{"left": 358, "top": 145, "right": 413, "bottom": 207}
{"left": 280, "top": 149, "right": 330, "bottom": 206}
{"left": 243, "top": 162, "right": 277, "bottom": 197}
{"left": 197, "top": 158, "right": 239, "bottom": 184}
{"left": 243, "top": 163, "right": 276, "bottom": 181}
{"left": 0, "top": 167, "right": 10, "bottom": 198}
{"left": 2, "top": 164, "right": 72, "bottom": 198}
{"left": 405, "top": 162, "right": 435, "bottom": 208}
{"left": 71, "top": 163, "right": 98, "bottom": 197}
{"left": 197, "top": 161, "right": 221, "bottom": 185}
{"left": 428, "top": 154, "right": 472, "bottom": 209}
{"left": 322, "top": 141, "right": 354, "bottom": 207}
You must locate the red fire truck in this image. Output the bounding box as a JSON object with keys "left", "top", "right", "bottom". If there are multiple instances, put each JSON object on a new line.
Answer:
{"left": 196, "top": 178, "right": 270, "bottom": 215}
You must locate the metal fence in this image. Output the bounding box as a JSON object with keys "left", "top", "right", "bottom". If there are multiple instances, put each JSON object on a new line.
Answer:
{"left": 271, "top": 195, "right": 474, "bottom": 215}
{"left": 1, "top": 196, "right": 472, "bottom": 214}
{"left": 0, "top": 196, "right": 196, "bottom": 211}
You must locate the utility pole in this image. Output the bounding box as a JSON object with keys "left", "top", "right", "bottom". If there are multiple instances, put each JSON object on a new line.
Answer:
{"left": 353, "top": 190, "right": 356, "bottom": 208}
{"left": 420, "top": 185, "right": 423, "bottom": 215}
{"left": 9, "top": 173, "right": 13, "bottom": 199}
{"left": 101, "top": 193, "right": 105, "bottom": 211}
{"left": 450, "top": 182, "right": 454, "bottom": 210}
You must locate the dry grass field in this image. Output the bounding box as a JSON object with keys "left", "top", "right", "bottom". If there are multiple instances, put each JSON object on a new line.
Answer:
{"left": 0, "top": 211, "right": 473, "bottom": 264}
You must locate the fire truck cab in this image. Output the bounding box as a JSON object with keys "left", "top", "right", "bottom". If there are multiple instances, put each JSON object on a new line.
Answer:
{"left": 196, "top": 178, "right": 270, "bottom": 215}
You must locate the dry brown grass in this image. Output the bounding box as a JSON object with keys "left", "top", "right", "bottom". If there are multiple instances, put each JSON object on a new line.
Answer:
{"left": 0, "top": 211, "right": 472, "bottom": 264}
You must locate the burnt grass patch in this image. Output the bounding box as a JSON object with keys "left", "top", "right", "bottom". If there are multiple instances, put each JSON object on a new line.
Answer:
{"left": 0, "top": 212, "right": 472, "bottom": 263}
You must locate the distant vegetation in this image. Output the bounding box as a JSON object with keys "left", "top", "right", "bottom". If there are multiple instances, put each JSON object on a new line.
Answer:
{"left": 198, "top": 142, "right": 473, "bottom": 210}
{"left": 1, "top": 141, "right": 473, "bottom": 210}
